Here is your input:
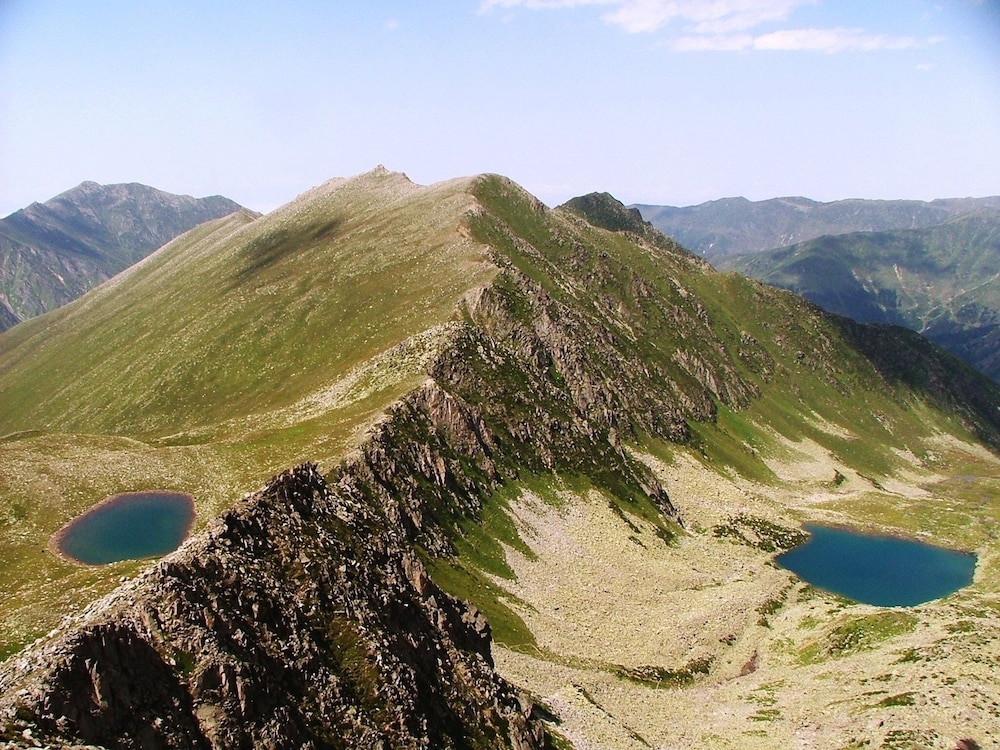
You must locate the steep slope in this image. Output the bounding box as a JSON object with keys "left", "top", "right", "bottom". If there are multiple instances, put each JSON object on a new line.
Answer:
{"left": 634, "top": 195, "right": 1000, "bottom": 259}
{"left": 0, "top": 464, "right": 542, "bottom": 749}
{"left": 0, "top": 300, "right": 17, "bottom": 330}
{"left": 0, "top": 170, "right": 493, "bottom": 436}
{"left": 0, "top": 181, "right": 246, "bottom": 329}
{"left": 721, "top": 211, "right": 1000, "bottom": 380}
{"left": 1, "top": 169, "right": 999, "bottom": 749}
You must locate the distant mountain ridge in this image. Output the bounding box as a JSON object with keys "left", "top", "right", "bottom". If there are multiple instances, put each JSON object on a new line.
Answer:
{"left": 634, "top": 195, "right": 1000, "bottom": 259}
{"left": 720, "top": 209, "right": 1000, "bottom": 380}
{"left": 0, "top": 181, "right": 246, "bottom": 330}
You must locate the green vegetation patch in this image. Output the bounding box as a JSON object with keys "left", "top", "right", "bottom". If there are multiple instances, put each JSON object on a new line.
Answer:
{"left": 616, "top": 656, "right": 713, "bottom": 689}
{"left": 423, "top": 554, "right": 536, "bottom": 651}
{"left": 799, "top": 611, "right": 918, "bottom": 665}
{"left": 543, "top": 729, "right": 575, "bottom": 750}
{"left": 877, "top": 692, "right": 917, "bottom": 708}
{"left": 713, "top": 514, "right": 808, "bottom": 552}
{"left": 756, "top": 585, "right": 795, "bottom": 627}
{"left": 687, "top": 422, "right": 768, "bottom": 483}
{"left": 321, "top": 616, "right": 389, "bottom": 718}
{"left": 878, "top": 728, "right": 939, "bottom": 750}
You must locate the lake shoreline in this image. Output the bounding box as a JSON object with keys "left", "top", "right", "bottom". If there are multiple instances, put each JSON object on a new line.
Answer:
{"left": 788, "top": 521, "right": 978, "bottom": 557}
{"left": 48, "top": 491, "right": 196, "bottom": 567}
{"left": 776, "top": 522, "right": 978, "bottom": 607}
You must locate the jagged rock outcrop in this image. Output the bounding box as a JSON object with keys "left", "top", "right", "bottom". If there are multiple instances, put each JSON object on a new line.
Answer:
{"left": 0, "top": 464, "right": 544, "bottom": 749}
{"left": 330, "top": 267, "right": 694, "bottom": 559}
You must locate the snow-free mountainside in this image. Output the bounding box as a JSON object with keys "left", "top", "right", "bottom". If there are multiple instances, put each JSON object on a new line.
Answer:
{"left": 637, "top": 195, "right": 1000, "bottom": 384}
{"left": 634, "top": 195, "right": 1000, "bottom": 260}
{"left": 1, "top": 169, "right": 999, "bottom": 749}
{"left": 719, "top": 211, "right": 1000, "bottom": 382}
{"left": 0, "top": 181, "right": 246, "bottom": 331}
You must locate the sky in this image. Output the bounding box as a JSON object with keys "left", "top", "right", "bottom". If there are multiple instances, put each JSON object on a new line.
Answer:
{"left": 1, "top": 0, "right": 999, "bottom": 217}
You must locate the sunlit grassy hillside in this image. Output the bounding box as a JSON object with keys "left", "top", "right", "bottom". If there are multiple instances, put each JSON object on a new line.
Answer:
{"left": 2, "top": 169, "right": 999, "bottom": 747}
{"left": 722, "top": 211, "right": 1000, "bottom": 380}
{"left": 0, "top": 168, "right": 497, "bottom": 655}
{"left": 0, "top": 169, "right": 495, "bottom": 437}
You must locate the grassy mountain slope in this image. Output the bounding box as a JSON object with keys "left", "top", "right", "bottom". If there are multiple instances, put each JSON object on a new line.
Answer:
{"left": 635, "top": 195, "right": 1000, "bottom": 259}
{"left": 0, "top": 170, "right": 494, "bottom": 437}
{"left": 0, "top": 168, "right": 499, "bottom": 659}
{"left": 721, "top": 211, "right": 1000, "bottom": 380}
{"left": 2, "top": 169, "right": 999, "bottom": 748}
{"left": 0, "top": 181, "right": 246, "bottom": 329}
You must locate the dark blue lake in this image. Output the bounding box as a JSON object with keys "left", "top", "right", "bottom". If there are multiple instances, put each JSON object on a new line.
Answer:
{"left": 53, "top": 492, "right": 195, "bottom": 565}
{"left": 775, "top": 525, "right": 976, "bottom": 607}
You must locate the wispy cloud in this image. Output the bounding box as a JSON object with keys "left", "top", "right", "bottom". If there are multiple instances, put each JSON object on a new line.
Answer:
{"left": 479, "top": 0, "right": 810, "bottom": 32}
{"left": 479, "top": 0, "right": 940, "bottom": 53}
{"left": 671, "top": 27, "right": 932, "bottom": 53}
{"left": 601, "top": 0, "right": 809, "bottom": 34}
{"left": 480, "top": 0, "right": 616, "bottom": 9}
{"left": 756, "top": 28, "right": 926, "bottom": 52}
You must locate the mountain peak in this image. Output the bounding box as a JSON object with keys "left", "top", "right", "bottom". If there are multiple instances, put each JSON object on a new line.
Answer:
{"left": 0, "top": 183, "right": 246, "bottom": 327}
{"left": 561, "top": 191, "right": 648, "bottom": 234}
{"left": 361, "top": 164, "right": 411, "bottom": 183}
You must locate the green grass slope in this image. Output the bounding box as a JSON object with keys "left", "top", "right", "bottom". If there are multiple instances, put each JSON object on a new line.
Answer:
{"left": 0, "top": 167, "right": 498, "bottom": 654}
{"left": 721, "top": 211, "right": 1000, "bottom": 380}
{"left": 0, "top": 181, "right": 245, "bottom": 328}
{"left": 2, "top": 169, "right": 1000, "bottom": 749}
{"left": 0, "top": 169, "right": 494, "bottom": 437}
{"left": 484, "top": 180, "right": 1000, "bottom": 470}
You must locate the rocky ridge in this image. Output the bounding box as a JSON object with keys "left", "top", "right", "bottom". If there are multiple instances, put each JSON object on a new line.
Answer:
{"left": 0, "top": 463, "right": 544, "bottom": 749}
{"left": 0, "top": 178, "right": 757, "bottom": 749}
{"left": 3, "top": 170, "right": 1000, "bottom": 748}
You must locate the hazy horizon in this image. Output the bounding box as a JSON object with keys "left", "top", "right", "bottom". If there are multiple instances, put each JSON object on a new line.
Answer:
{"left": 2, "top": 1, "right": 999, "bottom": 217}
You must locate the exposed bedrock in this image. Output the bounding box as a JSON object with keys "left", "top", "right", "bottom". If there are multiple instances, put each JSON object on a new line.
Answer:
{"left": 0, "top": 464, "right": 544, "bottom": 749}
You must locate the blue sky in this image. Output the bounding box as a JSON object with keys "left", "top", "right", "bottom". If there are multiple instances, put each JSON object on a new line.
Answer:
{"left": 1, "top": 0, "right": 998, "bottom": 217}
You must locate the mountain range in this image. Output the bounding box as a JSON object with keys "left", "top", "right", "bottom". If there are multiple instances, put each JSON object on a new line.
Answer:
{"left": 0, "top": 181, "right": 246, "bottom": 330}
{"left": 1, "top": 169, "right": 998, "bottom": 749}
{"left": 719, "top": 210, "right": 1000, "bottom": 382}
{"left": 634, "top": 195, "right": 1000, "bottom": 259}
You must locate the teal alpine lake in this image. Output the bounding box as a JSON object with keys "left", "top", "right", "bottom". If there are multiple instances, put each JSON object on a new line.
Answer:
{"left": 775, "top": 524, "right": 976, "bottom": 607}
{"left": 52, "top": 492, "right": 195, "bottom": 565}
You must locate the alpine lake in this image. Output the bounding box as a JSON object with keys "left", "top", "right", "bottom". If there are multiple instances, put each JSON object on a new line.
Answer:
{"left": 51, "top": 491, "right": 196, "bottom": 566}
{"left": 776, "top": 524, "right": 977, "bottom": 607}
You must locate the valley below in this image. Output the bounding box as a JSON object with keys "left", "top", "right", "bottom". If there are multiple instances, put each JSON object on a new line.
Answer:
{"left": 3, "top": 413, "right": 998, "bottom": 749}
{"left": 491, "top": 437, "right": 1000, "bottom": 749}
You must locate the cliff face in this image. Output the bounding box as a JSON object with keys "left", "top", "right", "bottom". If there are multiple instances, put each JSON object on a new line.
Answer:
{"left": 327, "top": 251, "right": 719, "bottom": 566}
{"left": 0, "top": 464, "right": 543, "bottom": 749}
